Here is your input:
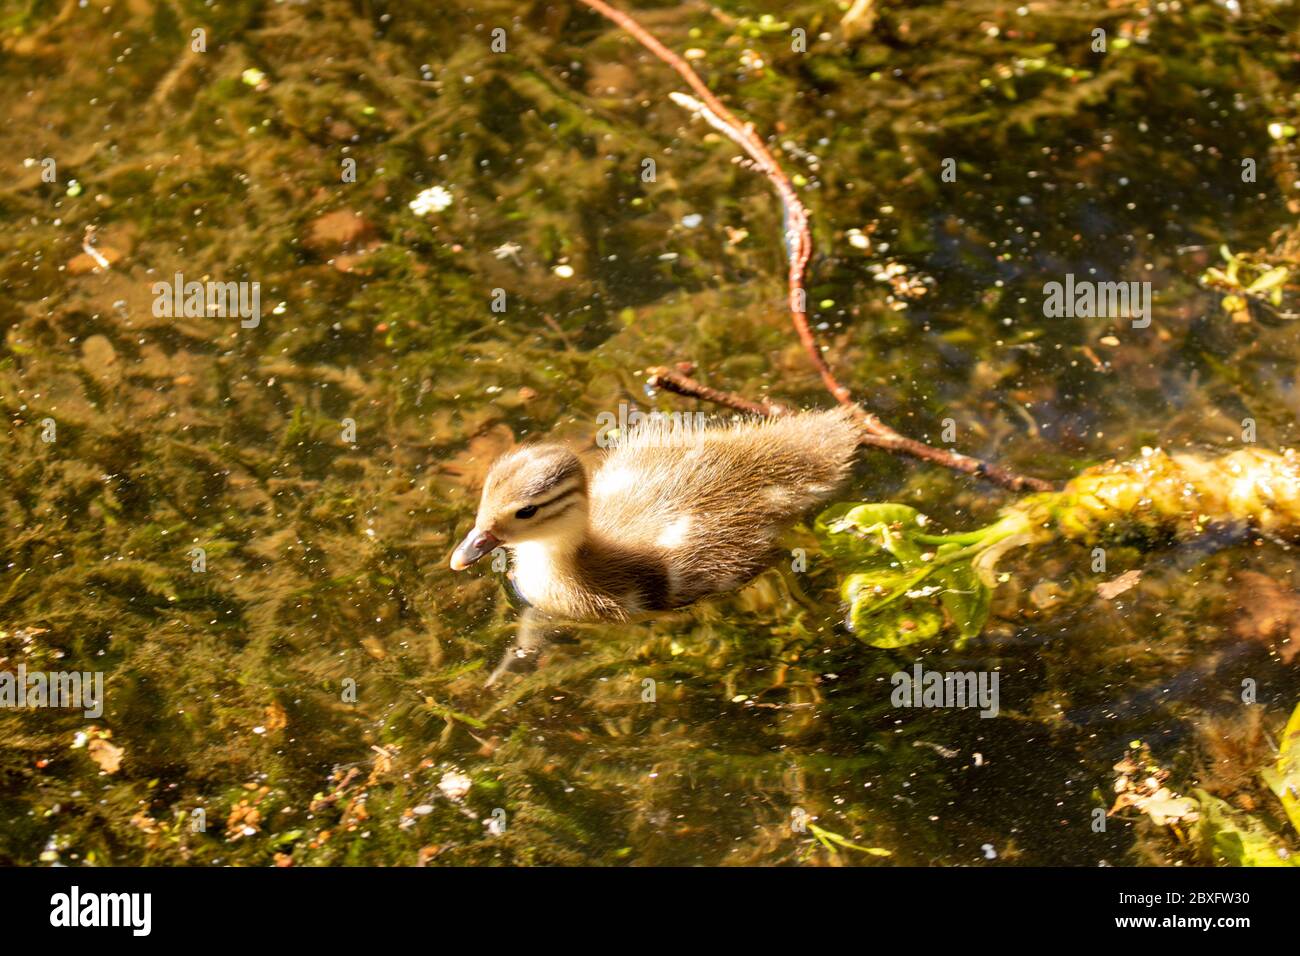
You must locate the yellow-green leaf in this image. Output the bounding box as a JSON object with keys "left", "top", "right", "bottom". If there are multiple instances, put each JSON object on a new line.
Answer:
{"left": 1261, "top": 700, "right": 1300, "bottom": 835}
{"left": 1246, "top": 266, "right": 1289, "bottom": 295}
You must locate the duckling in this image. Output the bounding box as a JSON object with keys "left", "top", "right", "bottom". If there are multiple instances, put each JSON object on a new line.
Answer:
{"left": 449, "top": 407, "right": 861, "bottom": 623}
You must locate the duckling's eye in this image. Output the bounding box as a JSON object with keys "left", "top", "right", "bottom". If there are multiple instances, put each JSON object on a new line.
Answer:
{"left": 514, "top": 505, "right": 539, "bottom": 519}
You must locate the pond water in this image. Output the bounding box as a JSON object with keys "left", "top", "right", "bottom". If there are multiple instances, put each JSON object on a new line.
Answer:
{"left": 1, "top": 0, "right": 1299, "bottom": 865}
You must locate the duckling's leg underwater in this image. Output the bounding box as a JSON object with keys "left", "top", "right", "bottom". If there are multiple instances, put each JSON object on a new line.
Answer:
{"left": 486, "top": 607, "right": 558, "bottom": 686}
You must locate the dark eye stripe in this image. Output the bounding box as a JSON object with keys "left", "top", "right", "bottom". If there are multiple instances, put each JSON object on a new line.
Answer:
{"left": 528, "top": 485, "right": 580, "bottom": 512}
{"left": 530, "top": 497, "right": 579, "bottom": 526}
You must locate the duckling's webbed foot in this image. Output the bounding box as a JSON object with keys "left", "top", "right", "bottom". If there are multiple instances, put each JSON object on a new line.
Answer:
{"left": 486, "top": 608, "right": 562, "bottom": 686}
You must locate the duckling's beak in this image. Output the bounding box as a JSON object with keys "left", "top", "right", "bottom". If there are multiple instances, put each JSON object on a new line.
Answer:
{"left": 450, "top": 528, "right": 500, "bottom": 571}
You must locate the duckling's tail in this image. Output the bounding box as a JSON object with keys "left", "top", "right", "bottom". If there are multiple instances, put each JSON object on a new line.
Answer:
{"left": 745, "top": 406, "right": 862, "bottom": 501}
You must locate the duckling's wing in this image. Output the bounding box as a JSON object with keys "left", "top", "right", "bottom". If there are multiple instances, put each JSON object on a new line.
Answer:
{"left": 589, "top": 408, "right": 860, "bottom": 603}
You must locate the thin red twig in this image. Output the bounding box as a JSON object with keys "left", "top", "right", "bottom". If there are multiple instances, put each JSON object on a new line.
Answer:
{"left": 575, "top": 0, "right": 834, "bottom": 399}
{"left": 646, "top": 364, "right": 787, "bottom": 417}
{"left": 576, "top": 0, "right": 1053, "bottom": 494}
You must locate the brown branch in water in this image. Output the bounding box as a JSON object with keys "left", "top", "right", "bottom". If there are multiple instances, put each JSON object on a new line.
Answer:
{"left": 852, "top": 419, "right": 1055, "bottom": 493}
{"left": 646, "top": 364, "right": 788, "bottom": 417}
{"left": 646, "top": 366, "right": 1055, "bottom": 494}
{"left": 578, "top": 0, "right": 1053, "bottom": 494}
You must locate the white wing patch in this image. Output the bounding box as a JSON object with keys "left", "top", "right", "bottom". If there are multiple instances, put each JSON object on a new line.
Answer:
{"left": 655, "top": 515, "right": 692, "bottom": 548}
{"left": 592, "top": 464, "right": 636, "bottom": 497}
{"left": 762, "top": 486, "right": 795, "bottom": 508}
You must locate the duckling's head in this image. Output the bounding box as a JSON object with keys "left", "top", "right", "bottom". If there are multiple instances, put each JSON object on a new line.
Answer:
{"left": 449, "top": 444, "right": 589, "bottom": 570}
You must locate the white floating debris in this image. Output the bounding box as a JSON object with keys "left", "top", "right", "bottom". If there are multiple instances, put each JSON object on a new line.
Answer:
{"left": 438, "top": 769, "right": 472, "bottom": 801}
{"left": 492, "top": 241, "right": 522, "bottom": 262}
{"left": 81, "top": 240, "right": 111, "bottom": 271}
{"left": 553, "top": 263, "right": 575, "bottom": 278}
{"left": 681, "top": 213, "right": 703, "bottom": 228}
{"left": 409, "top": 185, "right": 453, "bottom": 216}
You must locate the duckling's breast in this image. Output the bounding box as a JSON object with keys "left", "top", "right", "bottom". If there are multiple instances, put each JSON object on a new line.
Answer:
{"left": 509, "top": 541, "right": 557, "bottom": 610}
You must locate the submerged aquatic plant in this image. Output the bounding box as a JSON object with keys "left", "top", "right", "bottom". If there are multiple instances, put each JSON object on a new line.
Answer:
{"left": 818, "top": 446, "right": 1300, "bottom": 647}
{"left": 1189, "top": 701, "right": 1300, "bottom": 867}
{"left": 1106, "top": 733, "right": 1300, "bottom": 867}
{"left": 1201, "top": 244, "right": 1297, "bottom": 321}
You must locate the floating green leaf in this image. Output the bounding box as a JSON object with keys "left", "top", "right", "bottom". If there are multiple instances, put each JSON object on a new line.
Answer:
{"left": 815, "top": 502, "right": 928, "bottom": 565}
{"left": 842, "top": 569, "right": 944, "bottom": 647}
{"left": 817, "top": 502, "right": 995, "bottom": 648}
{"left": 936, "top": 556, "right": 992, "bottom": 647}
